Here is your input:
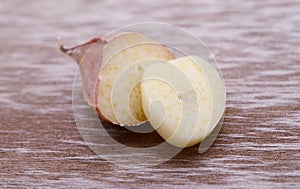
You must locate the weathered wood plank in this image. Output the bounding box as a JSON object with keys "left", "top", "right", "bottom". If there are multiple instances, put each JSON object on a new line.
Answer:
{"left": 0, "top": 0, "right": 299, "bottom": 188}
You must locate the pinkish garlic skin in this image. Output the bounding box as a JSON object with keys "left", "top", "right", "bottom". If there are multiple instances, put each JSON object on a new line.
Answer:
{"left": 60, "top": 38, "right": 107, "bottom": 120}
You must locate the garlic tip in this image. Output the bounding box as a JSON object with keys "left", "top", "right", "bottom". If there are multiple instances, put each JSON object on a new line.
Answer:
{"left": 58, "top": 36, "right": 70, "bottom": 54}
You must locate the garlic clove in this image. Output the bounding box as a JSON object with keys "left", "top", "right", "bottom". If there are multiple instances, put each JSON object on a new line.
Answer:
{"left": 61, "top": 32, "right": 175, "bottom": 126}
{"left": 141, "top": 56, "right": 226, "bottom": 147}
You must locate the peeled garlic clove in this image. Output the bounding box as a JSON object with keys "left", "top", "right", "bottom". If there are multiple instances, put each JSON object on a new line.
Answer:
{"left": 141, "top": 56, "right": 226, "bottom": 147}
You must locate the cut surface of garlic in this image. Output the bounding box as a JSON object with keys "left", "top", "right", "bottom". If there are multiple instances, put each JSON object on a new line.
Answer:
{"left": 141, "top": 56, "right": 226, "bottom": 147}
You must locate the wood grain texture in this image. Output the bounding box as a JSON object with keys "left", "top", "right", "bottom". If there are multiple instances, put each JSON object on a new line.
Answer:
{"left": 0, "top": 0, "right": 299, "bottom": 188}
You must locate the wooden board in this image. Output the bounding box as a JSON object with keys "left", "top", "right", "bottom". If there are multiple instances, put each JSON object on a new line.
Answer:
{"left": 0, "top": 0, "right": 299, "bottom": 188}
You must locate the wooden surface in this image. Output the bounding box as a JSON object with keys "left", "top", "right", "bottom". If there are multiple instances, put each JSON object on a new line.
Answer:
{"left": 1, "top": 0, "right": 300, "bottom": 188}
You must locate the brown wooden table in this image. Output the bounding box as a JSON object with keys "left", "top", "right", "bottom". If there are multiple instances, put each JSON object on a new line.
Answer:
{"left": 1, "top": 0, "right": 299, "bottom": 188}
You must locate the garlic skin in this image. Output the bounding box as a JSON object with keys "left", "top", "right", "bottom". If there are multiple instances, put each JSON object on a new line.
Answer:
{"left": 60, "top": 32, "right": 174, "bottom": 126}
{"left": 141, "top": 56, "right": 226, "bottom": 147}
{"left": 61, "top": 37, "right": 105, "bottom": 109}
